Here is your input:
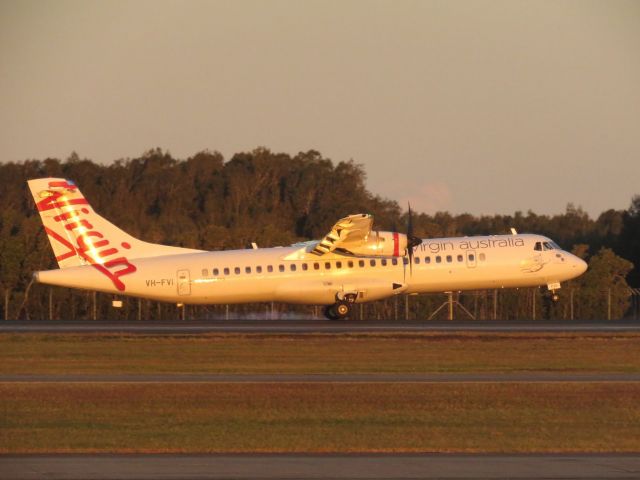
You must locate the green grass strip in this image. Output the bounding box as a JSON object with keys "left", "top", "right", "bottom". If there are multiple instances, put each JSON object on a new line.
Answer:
{"left": 1, "top": 383, "right": 639, "bottom": 453}
{"left": 2, "top": 332, "right": 640, "bottom": 375}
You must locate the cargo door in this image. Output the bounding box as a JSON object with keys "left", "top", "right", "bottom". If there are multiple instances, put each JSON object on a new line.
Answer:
{"left": 177, "top": 269, "right": 191, "bottom": 296}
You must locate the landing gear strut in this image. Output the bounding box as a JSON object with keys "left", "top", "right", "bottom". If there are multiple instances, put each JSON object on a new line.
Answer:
{"left": 323, "top": 300, "right": 352, "bottom": 320}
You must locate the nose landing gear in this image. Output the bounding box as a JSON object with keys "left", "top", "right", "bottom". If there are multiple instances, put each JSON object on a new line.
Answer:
{"left": 546, "top": 282, "right": 562, "bottom": 302}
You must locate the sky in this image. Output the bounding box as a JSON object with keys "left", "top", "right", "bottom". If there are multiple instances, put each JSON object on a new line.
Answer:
{"left": 1, "top": 0, "right": 639, "bottom": 218}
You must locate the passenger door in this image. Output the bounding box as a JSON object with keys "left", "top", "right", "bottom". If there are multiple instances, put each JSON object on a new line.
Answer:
{"left": 177, "top": 269, "right": 191, "bottom": 296}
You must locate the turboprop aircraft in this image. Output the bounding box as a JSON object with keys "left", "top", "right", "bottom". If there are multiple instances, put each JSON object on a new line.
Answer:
{"left": 28, "top": 178, "right": 587, "bottom": 319}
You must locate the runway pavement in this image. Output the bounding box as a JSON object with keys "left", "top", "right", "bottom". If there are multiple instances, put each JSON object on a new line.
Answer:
{"left": 2, "top": 373, "right": 640, "bottom": 383}
{"left": 2, "top": 319, "right": 640, "bottom": 334}
{"left": 2, "top": 454, "right": 640, "bottom": 479}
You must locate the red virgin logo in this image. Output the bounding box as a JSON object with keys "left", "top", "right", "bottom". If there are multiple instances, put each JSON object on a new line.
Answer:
{"left": 37, "top": 180, "right": 137, "bottom": 292}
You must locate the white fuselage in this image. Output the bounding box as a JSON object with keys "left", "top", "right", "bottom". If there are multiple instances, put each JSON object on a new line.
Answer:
{"left": 36, "top": 234, "right": 587, "bottom": 305}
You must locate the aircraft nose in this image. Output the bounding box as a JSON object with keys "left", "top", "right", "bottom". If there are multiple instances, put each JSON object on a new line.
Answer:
{"left": 573, "top": 256, "right": 588, "bottom": 274}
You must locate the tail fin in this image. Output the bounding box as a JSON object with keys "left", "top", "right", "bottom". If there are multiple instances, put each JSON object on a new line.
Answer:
{"left": 28, "top": 178, "right": 202, "bottom": 269}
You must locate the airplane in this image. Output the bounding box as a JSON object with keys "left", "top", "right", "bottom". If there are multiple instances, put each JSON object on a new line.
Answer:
{"left": 28, "top": 177, "right": 587, "bottom": 320}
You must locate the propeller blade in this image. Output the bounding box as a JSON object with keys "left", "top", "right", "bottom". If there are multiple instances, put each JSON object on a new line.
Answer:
{"left": 405, "top": 203, "right": 422, "bottom": 277}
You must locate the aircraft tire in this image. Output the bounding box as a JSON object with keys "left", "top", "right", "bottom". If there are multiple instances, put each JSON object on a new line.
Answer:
{"left": 323, "top": 305, "right": 338, "bottom": 320}
{"left": 334, "top": 301, "right": 350, "bottom": 318}
{"left": 323, "top": 302, "right": 350, "bottom": 320}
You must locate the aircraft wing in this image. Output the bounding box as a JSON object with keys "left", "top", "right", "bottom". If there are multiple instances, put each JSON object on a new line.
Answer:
{"left": 310, "top": 214, "right": 374, "bottom": 255}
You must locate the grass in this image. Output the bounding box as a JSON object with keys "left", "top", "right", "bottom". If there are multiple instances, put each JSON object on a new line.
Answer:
{"left": 1, "top": 383, "right": 639, "bottom": 453}
{"left": 2, "top": 332, "right": 639, "bottom": 453}
{"left": 2, "top": 332, "right": 640, "bottom": 375}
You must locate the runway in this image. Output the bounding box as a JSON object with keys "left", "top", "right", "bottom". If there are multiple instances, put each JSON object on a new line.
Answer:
{"left": 2, "top": 319, "right": 640, "bottom": 334}
{"left": 2, "top": 373, "right": 640, "bottom": 383}
{"left": 2, "top": 454, "right": 639, "bottom": 479}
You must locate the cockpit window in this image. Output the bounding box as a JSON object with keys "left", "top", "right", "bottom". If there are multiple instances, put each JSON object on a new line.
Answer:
{"left": 550, "top": 241, "right": 561, "bottom": 250}
{"left": 534, "top": 242, "right": 542, "bottom": 251}
{"left": 543, "top": 242, "right": 554, "bottom": 251}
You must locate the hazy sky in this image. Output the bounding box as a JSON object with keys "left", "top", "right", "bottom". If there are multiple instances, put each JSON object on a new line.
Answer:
{"left": 1, "top": 0, "right": 639, "bottom": 217}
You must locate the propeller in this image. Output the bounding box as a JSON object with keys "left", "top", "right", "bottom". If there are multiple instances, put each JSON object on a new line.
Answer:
{"left": 405, "top": 203, "right": 422, "bottom": 277}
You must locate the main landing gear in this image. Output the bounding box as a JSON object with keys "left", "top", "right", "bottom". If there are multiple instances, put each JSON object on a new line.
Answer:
{"left": 323, "top": 294, "right": 357, "bottom": 320}
{"left": 323, "top": 301, "right": 351, "bottom": 320}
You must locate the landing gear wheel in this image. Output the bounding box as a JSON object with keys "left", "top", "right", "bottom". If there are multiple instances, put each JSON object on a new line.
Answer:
{"left": 546, "top": 290, "right": 560, "bottom": 302}
{"left": 323, "top": 301, "right": 351, "bottom": 320}
{"left": 334, "top": 301, "right": 350, "bottom": 318}
{"left": 323, "top": 305, "right": 338, "bottom": 320}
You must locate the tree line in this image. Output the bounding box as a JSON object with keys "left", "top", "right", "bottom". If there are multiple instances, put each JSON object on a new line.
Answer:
{"left": 0, "top": 148, "right": 638, "bottom": 320}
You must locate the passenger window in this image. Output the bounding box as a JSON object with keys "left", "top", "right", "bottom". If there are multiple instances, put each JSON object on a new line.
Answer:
{"left": 415, "top": 257, "right": 420, "bottom": 264}
{"left": 381, "top": 259, "right": 387, "bottom": 266}
{"left": 267, "top": 265, "right": 273, "bottom": 273}
{"left": 370, "top": 259, "right": 376, "bottom": 267}
{"left": 213, "top": 268, "right": 219, "bottom": 276}
{"left": 457, "top": 255, "right": 463, "bottom": 262}
{"left": 224, "top": 267, "right": 230, "bottom": 275}
{"left": 302, "top": 263, "right": 308, "bottom": 271}
{"left": 290, "top": 264, "right": 297, "bottom": 271}
{"left": 436, "top": 256, "right": 442, "bottom": 263}
{"left": 468, "top": 254, "right": 475, "bottom": 262}
{"left": 403, "top": 257, "right": 409, "bottom": 265}
{"left": 392, "top": 258, "right": 398, "bottom": 266}
{"left": 425, "top": 256, "right": 431, "bottom": 264}
{"left": 325, "top": 262, "right": 331, "bottom": 269}
{"left": 234, "top": 267, "right": 241, "bottom": 274}
{"left": 359, "top": 260, "right": 365, "bottom": 267}
{"left": 256, "top": 266, "right": 262, "bottom": 274}
{"left": 534, "top": 242, "right": 542, "bottom": 251}
{"left": 279, "top": 265, "right": 285, "bottom": 272}
{"left": 314, "top": 262, "right": 320, "bottom": 270}
{"left": 348, "top": 261, "right": 354, "bottom": 268}
{"left": 202, "top": 268, "right": 208, "bottom": 277}
{"left": 336, "top": 261, "right": 342, "bottom": 269}
{"left": 446, "top": 255, "right": 452, "bottom": 263}
{"left": 479, "top": 253, "right": 486, "bottom": 261}
{"left": 245, "top": 266, "right": 251, "bottom": 274}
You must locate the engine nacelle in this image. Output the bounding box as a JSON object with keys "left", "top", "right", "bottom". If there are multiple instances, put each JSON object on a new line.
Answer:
{"left": 344, "top": 231, "right": 408, "bottom": 257}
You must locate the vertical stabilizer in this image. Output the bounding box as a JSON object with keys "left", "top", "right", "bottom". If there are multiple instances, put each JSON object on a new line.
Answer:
{"left": 28, "top": 178, "right": 202, "bottom": 270}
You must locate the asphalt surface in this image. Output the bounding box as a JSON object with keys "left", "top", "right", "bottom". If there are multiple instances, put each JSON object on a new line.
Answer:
{"left": 2, "top": 319, "right": 640, "bottom": 334}
{"left": 2, "top": 454, "right": 640, "bottom": 479}
{"left": 2, "top": 373, "right": 640, "bottom": 383}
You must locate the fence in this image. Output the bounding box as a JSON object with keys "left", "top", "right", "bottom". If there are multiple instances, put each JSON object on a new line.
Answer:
{"left": 4, "top": 284, "right": 640, "bottom": 321}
